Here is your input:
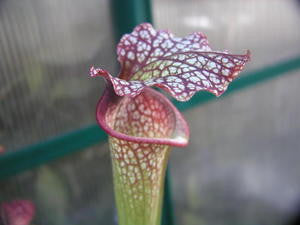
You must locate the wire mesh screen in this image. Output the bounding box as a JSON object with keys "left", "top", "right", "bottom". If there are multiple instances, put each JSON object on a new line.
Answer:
{"left": 152, "top": 0, "right": 300, "bottom": 224}
{"left": 153, "top": 0, "right": 300, "bottom": 71}
{"left": 0, "top": 0, "right": 116, "bottom": 151}
{"left": 0, "top": 0, "right": 117, "bottom": 224}
{"left": 171, "top": 71, "right": 300, "bottom": 225}
{"left": 0, "top": 142, "right": 115, "bottom": 225}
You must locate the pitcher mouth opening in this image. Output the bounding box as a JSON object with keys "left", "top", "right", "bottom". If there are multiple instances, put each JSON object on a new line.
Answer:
{"left": 96, "top": 86, "right": 189, "bottom": 147}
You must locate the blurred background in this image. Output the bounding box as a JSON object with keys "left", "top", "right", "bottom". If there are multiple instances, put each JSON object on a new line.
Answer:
{"left": 0, "top": 0, "right": 300, "bottom": 225}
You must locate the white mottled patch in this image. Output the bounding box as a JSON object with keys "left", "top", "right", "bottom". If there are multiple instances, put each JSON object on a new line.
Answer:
{"left": 189, "top": 76, "right": 200, "bottom": 83}
{"left": 222, "top": 69, "right": 230, "bottom": 76}
{"left": 202, "top": 80, "right": 211, "bottom": 87}
{"left": 187, "top": 58, "right": 197, "bottom": 64}
{"left": 187, "top": 83, "right": 196, "bottom": 90}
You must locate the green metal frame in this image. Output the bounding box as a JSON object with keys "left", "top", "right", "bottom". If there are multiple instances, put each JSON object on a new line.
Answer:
{"left": 1, "top": 0, "right": 300, "bottom": 224}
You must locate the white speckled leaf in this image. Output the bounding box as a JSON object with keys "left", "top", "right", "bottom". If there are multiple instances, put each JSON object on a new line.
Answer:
{"left": 91, "top": 23, "right": 250, "bottom": 101}
{"left": 117, "top": 23, "right": 211, "bottom": 80}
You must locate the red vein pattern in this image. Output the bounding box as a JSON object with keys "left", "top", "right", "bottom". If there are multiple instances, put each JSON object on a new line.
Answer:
{"left": 96, "top": 87, "right": 189, "bottom": 146}
{"left": 117, "top": 23, "right": 211, "bottom": 80}
{"left": 110, "top": 137, "right": 170, "bottom": 225}
{"left": 96, "top": 87, "right": 188, "bottom": 224}
{"left": 0, "top": 200, "right": 35, "bottom": 225}
{"left": 91, "top": 23, "right": 250, "bottom": 101}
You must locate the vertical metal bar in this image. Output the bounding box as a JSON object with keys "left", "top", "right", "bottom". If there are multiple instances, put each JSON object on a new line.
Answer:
{"left": 110, "top": 1, "right": 174, "bottom": 225}
{"left": 111, "top": 0, "right": 153, "bottom": 40}
{"left": 161, "top": 168, "right": 175, "bottom": 225}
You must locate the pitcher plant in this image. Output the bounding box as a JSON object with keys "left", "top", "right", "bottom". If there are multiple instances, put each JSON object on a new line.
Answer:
{"left": 90, "top": 23, "right": 250, "bottom": 225}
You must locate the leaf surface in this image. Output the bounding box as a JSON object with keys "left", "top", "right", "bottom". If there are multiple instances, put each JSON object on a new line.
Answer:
{"left": 92, "top": 23, "right": 250, "bottom": 101}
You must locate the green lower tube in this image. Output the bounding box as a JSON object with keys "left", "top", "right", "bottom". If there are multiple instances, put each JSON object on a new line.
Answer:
{"left": 109, "top": 136, "right": 171, "bottom": 225}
